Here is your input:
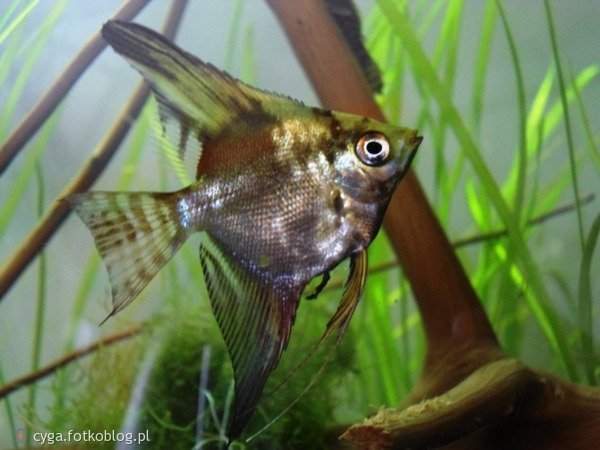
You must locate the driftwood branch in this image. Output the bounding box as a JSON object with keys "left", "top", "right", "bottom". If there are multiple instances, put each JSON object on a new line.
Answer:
{"left": 322, "top": 194, "right": 595, "bottom": 292}
{"left": 267, "top": 0, "right": 496, "bottom": 377}
{"left": 0, "top": 82, "right": 147, "bottom": 299}
{"left": 343, "top": 359, "right": 538, "bottom": 448}
{"left": 452, "top": 193, "right": 595, "bottom": 248}
{"left": 342, "top": 358, "right": 600, "bottom": 449}
{"left": 0, "top": 326, "right": 142, "bottom": 400}
{"left": 268, "top": 1, "right": 600, "bottom": 448}
{"left": 0, "top": 0, "right": 190, "bottom": 300}
{"left": 0, "top": 0, "right": 151, "bottom": 176}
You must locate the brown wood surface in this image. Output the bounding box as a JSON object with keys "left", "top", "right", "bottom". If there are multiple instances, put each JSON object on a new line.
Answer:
{"left": 267, "top": 1, "right": 600, "bottom": 448}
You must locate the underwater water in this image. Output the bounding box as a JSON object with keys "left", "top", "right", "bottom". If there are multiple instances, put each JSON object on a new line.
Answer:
{"left": 0, "top": 1, "right": 598, "bottom": 448}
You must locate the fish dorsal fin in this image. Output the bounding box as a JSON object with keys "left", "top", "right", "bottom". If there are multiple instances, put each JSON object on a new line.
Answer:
{"left": 101, "top": 20, "right": 303, "bottom": 167}
{"left": 319, "top": 249, "right": 368, "bottom": 344}
{"left": 198, "top": 235, "right": 303, "bottom": 440}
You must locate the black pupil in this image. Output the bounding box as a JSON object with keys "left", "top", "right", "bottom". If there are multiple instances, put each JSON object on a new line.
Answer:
{"left": 366, "top": 140, "right": 383, "bottom": 155}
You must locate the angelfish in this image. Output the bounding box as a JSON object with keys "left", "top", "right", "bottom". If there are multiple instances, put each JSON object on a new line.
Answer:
{"left": 68, "top": 21, "right": 422, "bottom": 438}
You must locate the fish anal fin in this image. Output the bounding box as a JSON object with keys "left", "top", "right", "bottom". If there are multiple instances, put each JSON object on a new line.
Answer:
{"left": 255, "top": 251, "right": 368, "bottom": 432}
{"left": 199, "top": 236, "right": 302, "bottom": 439}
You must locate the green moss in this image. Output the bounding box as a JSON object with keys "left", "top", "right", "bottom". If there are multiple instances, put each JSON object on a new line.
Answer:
{"left": 56, "top": 291, "right": 360, "bottom": 449}
{"left": 138, "top": 312, "right": 231, "bottom": 449}
{"left": 54, "top": 335, "right": 145, "bottom": 449}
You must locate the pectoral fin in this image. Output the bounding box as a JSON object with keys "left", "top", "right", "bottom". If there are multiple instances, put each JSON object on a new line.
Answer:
{"left": 305, "top": 271, "right": 330, "bottom": 300}
{"left": 319, "top": 249, "right": 367, "bottom": 344}
{"left": 199, "top": 236, "right": 302, "bottom": 439}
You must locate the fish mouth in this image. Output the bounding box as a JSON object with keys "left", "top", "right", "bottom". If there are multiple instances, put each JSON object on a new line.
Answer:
{"left": 385, "top": 131, "right": 422, "bottom": 191}
{"left": 404, "top": 132, "right": 423, "bottom": 169}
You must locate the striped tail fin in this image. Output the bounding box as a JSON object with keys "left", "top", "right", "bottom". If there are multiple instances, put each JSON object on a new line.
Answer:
{"left": 67, "top": 191, "right": 190, "bottom": 322}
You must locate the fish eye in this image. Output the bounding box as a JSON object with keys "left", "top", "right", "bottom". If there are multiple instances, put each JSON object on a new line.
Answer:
{"left": 355, "top": 132, "right": 390, "bottom": 166}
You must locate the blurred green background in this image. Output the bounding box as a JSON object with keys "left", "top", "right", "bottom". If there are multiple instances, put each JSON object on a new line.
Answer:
{"left": 0, "top": 1, "right": 598, "bottom": 448}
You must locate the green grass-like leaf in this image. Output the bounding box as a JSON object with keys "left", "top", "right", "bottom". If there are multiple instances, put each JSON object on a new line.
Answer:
{"left": 571, "top": 66, "right": 600, "bottom": 173}
{"left": 578, "top": 213, "right": 600, "bottom": 384}
{"left": 27, "top": 162, "right": 47, "bottom": 447}
{"left": 0, "top": 0, "right": 67, "bottom": 137}
{"left": 544, "top": 0, "right": 585, "bottom": 251}
{"left": 472, "top": 0, "right": 497, "bottom": 131}
{"left": 376, "top": 0, "right": 580, "bottom": 379}
{"left": 0, "top": 0, "right": 42, "bottom": 45}
{"left": 0, "top": 111, "right": 60, "bottom": 240}
{"left": 0, "top": 365, "right": 18, "bottom": 448}
{"left": 224, "top": 0, "right": 245, "bottom": 72}
{"left": 495, "top": 0, "right": 528, "bottom": 222}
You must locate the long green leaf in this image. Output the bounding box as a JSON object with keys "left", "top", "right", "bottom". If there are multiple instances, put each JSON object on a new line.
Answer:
{"left": 0, "top": 0, "right": 42, "bottom": 45}
{"left": 224, "top": 0, "right": 245, "bottom": 72}
{"left": 495, "top": 0, "right": 528, "bottom": 221}
{"left": 0, "top": 1, "right": 67, "bottom": 135}
{"left": 0, "top": 364, "right": 18, "bottom": 448}
{"left": 376, "top": 0, "right": 577, "bottom": 379}
{"left": 0, "top": 0, "right": 21, "bottom": 34}
{"left": 578, "top": 213, "right": 600, "bottom": 384}
{"left": 367, "top": 287, "right": 401, "bottom": 405}
{"left": 570, "top": 66, "right": 600, "bottom": 173}
{"left": 0, "top": 111, "right": 60, "bottom": 240}
{"left": 472, "top": 0, "right": 497, "bottom": 131}
{"left": 544, "top": 0, "right": 585, "bottom": 251}
{"left": 542, "top": 65, "right": 598, "bottom": 146}
{"left": 27, "top": 162, "right": 47, "bottom": 448}
{"left": 502, "top": 65, "right": 598, "bottom": 219}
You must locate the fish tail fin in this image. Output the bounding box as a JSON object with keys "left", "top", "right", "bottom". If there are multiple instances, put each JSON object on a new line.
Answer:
{"left": 67, "top": 191, "right": 191, "bottom": 320}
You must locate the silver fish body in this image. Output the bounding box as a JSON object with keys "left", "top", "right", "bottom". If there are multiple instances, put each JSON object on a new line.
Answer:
{"left": 68, "top": 20, "right": 422, "bottom": 439}
{"left": 178, "top": 111, "right": 417, "bottom": 286}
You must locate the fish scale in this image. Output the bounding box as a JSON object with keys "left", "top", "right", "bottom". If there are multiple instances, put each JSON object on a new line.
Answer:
{"left": 67, "top": 20, "right": 422, "bottom": 440}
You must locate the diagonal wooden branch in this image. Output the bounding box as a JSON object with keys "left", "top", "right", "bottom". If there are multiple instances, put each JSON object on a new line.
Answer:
{"left": 0, "top": 0, "right": 190, "bottom": 301}
{"left": 0, "top": 325, "right": 142, "bottom": 400}
{"left": 268, "top": 1, "right": 600, "bottom": 448}
{"left": 452, "top": 193, "right": 594, "bottom": 247}
{"left": 342, "top": 357, "right": 600, "bottom": 449}
{"left": 323, "top": 194, "right": 596, "bottom": 293}
{"left": 0, "top": 0, "right": 151, "bottom": 176}
{"left": 266, "top": 0, "right": 498, "bottom": 376}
